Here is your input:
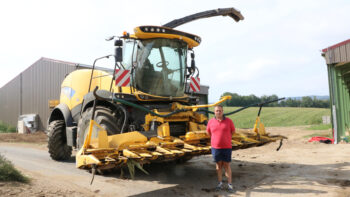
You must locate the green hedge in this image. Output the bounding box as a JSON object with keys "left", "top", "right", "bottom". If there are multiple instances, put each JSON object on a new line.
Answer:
{"left": 0, "top": 121, "right": 16, "bottom": 133}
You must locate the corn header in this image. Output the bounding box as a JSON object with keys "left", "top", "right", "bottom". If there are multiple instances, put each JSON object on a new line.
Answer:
{"left": 76, "top": 87, "right": 286, "bottom": 175}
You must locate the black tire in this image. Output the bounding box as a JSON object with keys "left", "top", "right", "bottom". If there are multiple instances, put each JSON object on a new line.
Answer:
{"left": 47, "top": 120, "right": 72, "bottom": 161}
{"left": 77, "top": 106, "right": 124, "bottom": 149}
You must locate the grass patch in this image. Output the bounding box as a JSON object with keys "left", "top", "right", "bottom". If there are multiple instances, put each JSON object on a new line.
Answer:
{"left": 0, "top": 121, "right": 16, "bottom": 133}
{"left": 209, "top": 106, "right": 331, "bottom": 128}
{"left": 0, "top": 154, "right": 29, "bottom": 183}
{"left": 307, "top": 124, "right": 332, "bottom": 130}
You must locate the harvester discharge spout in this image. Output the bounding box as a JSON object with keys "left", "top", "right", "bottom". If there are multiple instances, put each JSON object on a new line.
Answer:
{"left": 163, "top": 7, "right": 244, "bottom": 29}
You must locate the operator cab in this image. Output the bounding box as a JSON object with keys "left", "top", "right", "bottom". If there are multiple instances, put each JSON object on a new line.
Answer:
{"left": 118, "top": 26, "right": 201, "bottom": 98}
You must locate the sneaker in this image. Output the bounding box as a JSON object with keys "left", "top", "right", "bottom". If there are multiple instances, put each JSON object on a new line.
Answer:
{"left": 227, "top": 184, "right": 234, "bottom": 193}
{"left": 215, "top": 182, "right": 223, "bottom": 191}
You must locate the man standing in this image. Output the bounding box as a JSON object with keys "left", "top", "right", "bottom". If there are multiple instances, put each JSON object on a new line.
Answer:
{"left": 206, "top": 105, "right": 235, "bottom": 192}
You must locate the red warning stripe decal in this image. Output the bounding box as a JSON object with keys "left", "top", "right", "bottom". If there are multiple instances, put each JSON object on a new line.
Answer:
{"left": 115, "top": 69, "right": 130, "bottom": 87}
{"left": 190, "top": 77, "right": 200, "bottom": 92}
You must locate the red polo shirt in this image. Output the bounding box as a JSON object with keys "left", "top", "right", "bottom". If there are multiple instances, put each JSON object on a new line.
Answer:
{"left": 206, "top": 117, "right": 235, "bottom": 149}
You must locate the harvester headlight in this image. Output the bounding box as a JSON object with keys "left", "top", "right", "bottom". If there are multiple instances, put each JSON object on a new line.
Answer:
{"left": 156, "top": 28, "right": 160, "bottom": 32}
{"left": 162, "top": 29, "right": 165, "bottom": 33}
{"left": 194, "top": 37, "right": 201, "bottom": 42}
{"left": 145, "top": 27, "right": 149, "bottom": 32}
{"left": 150, "top": 28, "right": 154, "bottom": 32}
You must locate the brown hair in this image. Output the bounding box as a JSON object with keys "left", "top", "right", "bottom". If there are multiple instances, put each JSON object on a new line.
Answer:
{"left": 214, "top": 105, "right": 223, "bottom": 110}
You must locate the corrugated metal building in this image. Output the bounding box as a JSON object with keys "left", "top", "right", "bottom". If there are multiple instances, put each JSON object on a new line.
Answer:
{"left": 0, "top": 58, "right": 83, "bottom": 130}
{"left": 322, "top": 39, "right": 350, "bottom": 144}
{"left": 0, "top": 57, "right": 209, "bottom": 131}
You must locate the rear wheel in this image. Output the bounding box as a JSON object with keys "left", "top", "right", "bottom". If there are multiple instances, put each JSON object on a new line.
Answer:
{"left": 47, "top": 120, "right": 72, "bottom": 160}
{"left": 77, "top": 106, "right": 124, "bottom": 149}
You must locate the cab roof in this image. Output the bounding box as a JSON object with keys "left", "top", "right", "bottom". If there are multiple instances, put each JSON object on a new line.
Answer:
{"left": 133, "top": 26, "right": 201, "bottom": 48}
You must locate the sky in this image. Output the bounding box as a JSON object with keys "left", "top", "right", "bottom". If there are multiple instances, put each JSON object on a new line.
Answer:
{"left": 0, "top": 0, "right": 349, "bottom": 102}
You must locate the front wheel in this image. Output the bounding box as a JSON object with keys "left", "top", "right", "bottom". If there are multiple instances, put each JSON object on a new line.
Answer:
{"left": 47, "top": 120, "right": 72, "bottom": 161}
{"left": 76, "top": 106, "right": 124, "bottom": 149}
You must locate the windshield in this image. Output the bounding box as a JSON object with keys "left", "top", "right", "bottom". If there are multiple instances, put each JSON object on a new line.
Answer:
{"left": 134, "top": 38, "right": 187, "bottom": 97}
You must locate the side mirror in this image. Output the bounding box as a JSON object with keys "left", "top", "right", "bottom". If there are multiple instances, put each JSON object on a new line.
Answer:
{"left": 115, "top": 48, "right": 123, "bottom": 62}
{"left": 115, "top": 40, "right": 123, "bottom": 62}
{"left": 186, "top": 52, "right": 196, "bottom": 78}
{"left": 115, "top": 40, "right": 123, "bottom": 47}
{"left": 190, "top": 52, "right": 195, "bottom": 72}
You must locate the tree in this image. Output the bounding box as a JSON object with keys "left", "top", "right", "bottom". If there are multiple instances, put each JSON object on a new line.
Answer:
{"left": 218, "top": 92, "right": 330, "bottom": 108}
{"left": 301, "top": 96, "right": 313, "bottom": 107}
{"left": 266, "top": 94, "right": 279, "bottom": 107}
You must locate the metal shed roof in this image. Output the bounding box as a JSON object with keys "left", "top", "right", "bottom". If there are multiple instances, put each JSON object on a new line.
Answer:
{"left": 322, "top": 39, "right": 350, "bottom": 65}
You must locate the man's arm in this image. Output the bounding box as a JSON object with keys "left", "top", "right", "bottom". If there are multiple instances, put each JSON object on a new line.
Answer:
{"left": 206, "top": 120, "right": 211, "bottom": 136}
{"left": 206, "top": 127, "right": 211, "bottom": 137}
{"left": 230, "top": 119, "right": 235, "bottom": 134}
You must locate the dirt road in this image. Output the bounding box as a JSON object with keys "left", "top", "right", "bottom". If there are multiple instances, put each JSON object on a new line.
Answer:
{"left": 0, "top": 127, "right": 350, "bottom": 197}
